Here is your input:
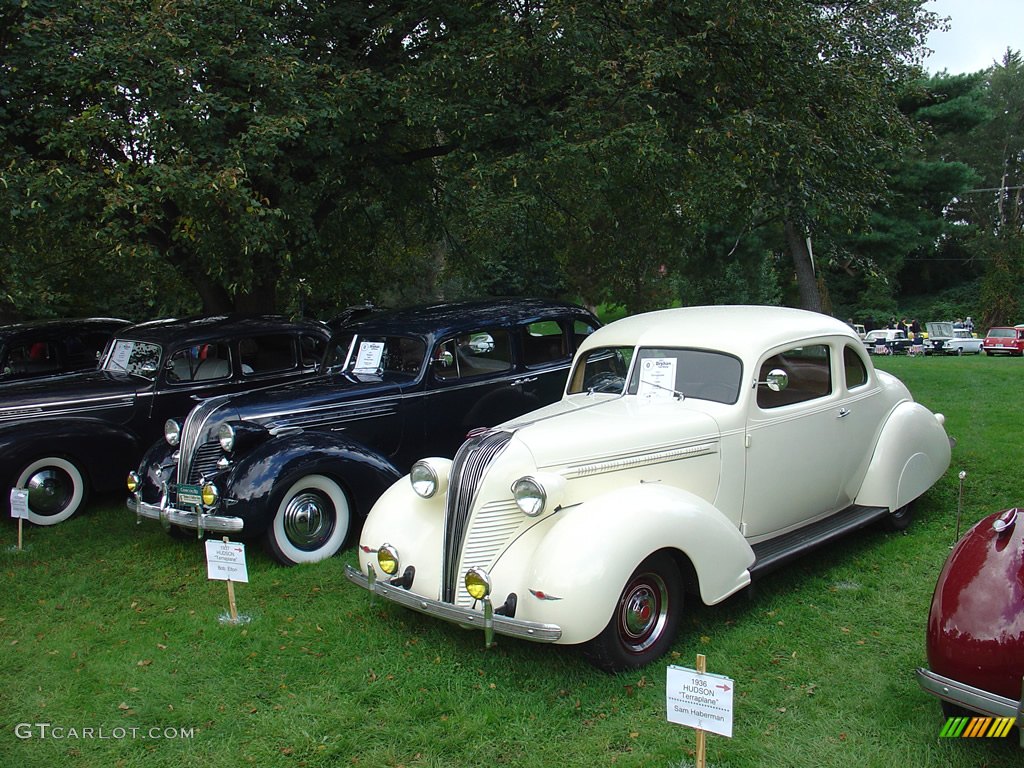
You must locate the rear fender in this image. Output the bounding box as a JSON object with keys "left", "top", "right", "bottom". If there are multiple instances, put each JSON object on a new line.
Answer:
{"left": 855, "top": 402, "right": 952, "bottom": 510}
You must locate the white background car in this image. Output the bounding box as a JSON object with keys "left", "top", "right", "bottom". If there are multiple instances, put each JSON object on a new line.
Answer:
{"left": 347, "top": 306, "right": 952, "bottom": 671}
{"left": 924, "top": 322, "right": 983, "bottom": 355}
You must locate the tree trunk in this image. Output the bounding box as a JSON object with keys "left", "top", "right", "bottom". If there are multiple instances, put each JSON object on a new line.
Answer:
{"left": 785, "top": 220, "right": 822, "bottom": 313}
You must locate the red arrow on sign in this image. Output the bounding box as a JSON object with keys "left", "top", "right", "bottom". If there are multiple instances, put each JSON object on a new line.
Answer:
{"left": 717, "top": 684, "right": 731, "bottom": 692}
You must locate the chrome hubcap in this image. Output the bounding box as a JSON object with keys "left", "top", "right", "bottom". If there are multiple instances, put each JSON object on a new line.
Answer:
{"left": 282, "top": 490, "right": 334, "bottom": 550}
{"left": 619, "top": 575, "right": 669, "bottom": 652}
{"left": 26, "top": 468, "right": 72, "bottom": 516}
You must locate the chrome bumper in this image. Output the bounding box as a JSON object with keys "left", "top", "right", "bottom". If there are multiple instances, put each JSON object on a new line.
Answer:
{"left": 128, "top": 494, "right": 244, "bottom": 534}
{"left": 344, "top": 564, "right": 562, "bottom": 644}
{"left": 916, "top": 667, "right": 1024, "bottom": 725}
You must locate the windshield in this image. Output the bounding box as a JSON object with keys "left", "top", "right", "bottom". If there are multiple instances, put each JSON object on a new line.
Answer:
{"left": 102, "top": 339, "right": 163, "bottom": 380}
{"left": 325, "top": 334, "right": 426, "bottom": 378}
{"left": 569, "top": 346, "right": 742, "bottom": 404}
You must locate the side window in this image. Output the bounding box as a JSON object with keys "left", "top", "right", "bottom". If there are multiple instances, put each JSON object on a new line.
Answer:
{"left": 573, "top": 318, "right": 599, "bottom": 349}
{"left": 300, "top": 334, "right": 326, "bottom": 368}
{"left": 239, "top": 334, "right": 297, "bottom": 376}
{"left": 167, "top": 342, "right": 231, "bottom": 383}
{"left": 521, "top": 319, "right": 568, "bottom": 367}
{"left": 433, "top": 328, "right": 512, "bottom": 381}
{"left": 843, "top": 345, "right": 868, "bottom": 390}
{"left": 1, "top": 340, "right": 60, "bottom": 377}
{"left": 71, "top": 332, "right": 112, "bottom": 366}
{"left": 757, "top": 344, "right": 832, "bottom": 409}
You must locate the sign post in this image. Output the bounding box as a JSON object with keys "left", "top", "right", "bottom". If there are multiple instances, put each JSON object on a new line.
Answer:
{"left": 205, "top": 537, "right": 249, "bottom": 623}
{"left": 9, "top": 488, "right": 29, "bottom": 552}
{"left": 667, "top": 655, "right": 735, "bottom": 767}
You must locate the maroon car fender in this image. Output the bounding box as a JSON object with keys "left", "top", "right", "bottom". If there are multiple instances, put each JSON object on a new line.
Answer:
{"left": 926, "top": 507, "right": 1024, "bottom": 702}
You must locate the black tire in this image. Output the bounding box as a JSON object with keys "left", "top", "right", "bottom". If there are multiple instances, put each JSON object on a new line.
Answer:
{"left": 264, "top": 474, "right": 351, "bottom": 565}
{"left": 955, "top": 347, "right": 963, "bottom": 356}
{"left": 582, "top": 552, "right": 682, "bottom": 672}
{"left": 16, "top": 456, "right": 88, "bottom": 525}
{"left": 880, "top": 502, "right": 914, "bottom": 532}
{"left": 985, "top": 350, "right": 993, "bottom": 356}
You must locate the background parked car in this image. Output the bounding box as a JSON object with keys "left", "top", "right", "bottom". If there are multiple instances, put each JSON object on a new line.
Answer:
{"left": 1, "top": 315, "right": 330, "bottom": 525}
{"left": 981, "top": 325, "right": 1024, "bottom": 356}
{"left": 916, "top": 506, "right": 1023, "bottom": 739}
{"left": 128, "top": 298, "right": 601, "bottom": 565}
{"left": 347, "top": 305, "right": 952, "bottom": 671}
{"left": 923, "top": 322, "right": 983, "bottom": 356}
{"left": 0, "top": 317, "right": 129, "bottom": 381}
{"left": 862, "top": 328, "right": 913, "bottom": 355}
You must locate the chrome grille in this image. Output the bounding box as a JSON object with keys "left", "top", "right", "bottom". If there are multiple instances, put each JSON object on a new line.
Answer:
{"left": 441, "top": 430, "right": 512, "bottom": 602}
{"left": 454, "top": 499, "right": 521, "bottom": 607}
{"left": 187, "top": 441, "right": 224, "bottom": 483}
{"left": 176, "top": 395, "right": 231, "bottom": 485}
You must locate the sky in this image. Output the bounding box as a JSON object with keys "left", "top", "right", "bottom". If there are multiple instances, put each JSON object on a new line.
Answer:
{"left": 923, "top": 0, "right": 1024, "bottom": 74}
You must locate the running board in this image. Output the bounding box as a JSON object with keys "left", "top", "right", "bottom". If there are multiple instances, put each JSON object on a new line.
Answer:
{"left": 749, "top": 504, "right": 890, "bottom": 579}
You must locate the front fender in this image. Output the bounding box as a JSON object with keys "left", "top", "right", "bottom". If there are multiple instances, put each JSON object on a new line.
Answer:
{"left": 494, "top": 483, "right": 754, "bottom": 645}
{"left": 855, "top": 402, "right": 951, "bottom": 510}
{"left": 224, "top": 431, "right": 402, "bottom": 532}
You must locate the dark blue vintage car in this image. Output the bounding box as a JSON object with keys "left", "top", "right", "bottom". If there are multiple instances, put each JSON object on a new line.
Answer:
{"left": 127, "top": 298, "right": 600, "bottom": 565}
{"left": 0, "top": 317, "right": 130, "bottom": 381}
{"left": 1, "top": 315, "right": 331, "bottom": 525}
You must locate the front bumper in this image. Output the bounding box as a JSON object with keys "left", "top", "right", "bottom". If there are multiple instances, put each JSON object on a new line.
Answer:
{"left": 916, "top": 666, "right": 1024, "bottom": 726}
{"left": 343, "top": 564, "right": 562, "bottom": 644}
{"left": 128, "top": 493, "right": 244, "bottom": 535}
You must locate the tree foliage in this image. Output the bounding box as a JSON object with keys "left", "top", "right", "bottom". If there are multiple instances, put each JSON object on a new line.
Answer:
{"left": 1, "top": 1, "right": 943, "bottom": 319}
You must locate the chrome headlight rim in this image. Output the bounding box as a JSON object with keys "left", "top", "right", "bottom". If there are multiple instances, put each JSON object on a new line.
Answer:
{"left": 464, "top": 567, "right": 492, "bottom": 601}
{"left": 164, "top": 419, "right": 181, "bottom": 447}
{"left": 217, "top": 423, "right": 236, "bottom": 453}
{"left": 377, "top": 543, "right": 400, "bottom": 576}
{"left": 126, "top": 471, "right": 140, "bottom": 493}
{"left": 410, "top": 460, "right": 439, "bottom": 499}
{"left": 200, "top": 482, "right": 219, "bottom": 507}
{"left": 512, "top": 476, "right": 546, "bottom": 517}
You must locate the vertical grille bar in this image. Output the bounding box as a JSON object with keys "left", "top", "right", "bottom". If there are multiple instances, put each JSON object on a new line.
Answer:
{"left": 441, "top": 430, "right": 512, "bottom": 602}
{"left": 176, "top": 395, "right": 230, "bottom": 485}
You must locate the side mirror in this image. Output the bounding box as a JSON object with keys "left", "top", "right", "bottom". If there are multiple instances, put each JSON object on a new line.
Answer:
{"left": 760, "top": 368, "right": 789, "bottom": 392}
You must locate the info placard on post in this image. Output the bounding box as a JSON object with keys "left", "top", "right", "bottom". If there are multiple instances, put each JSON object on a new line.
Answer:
{"left": 666, "top": 664, "right": 735, "bottom": 738}
{"left": 9, "top": 488, "right": 29, "bottom": 520}
{"left": 205, "top": 539, "right": 249, "bottom": 583}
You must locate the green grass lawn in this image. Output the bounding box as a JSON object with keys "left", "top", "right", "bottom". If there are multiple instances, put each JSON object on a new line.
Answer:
{"left": 2, "top": 354, "right": 1022, "bottom": 767}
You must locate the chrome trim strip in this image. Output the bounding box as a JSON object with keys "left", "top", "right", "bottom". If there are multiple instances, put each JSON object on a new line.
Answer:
{"left": 0, "top": 393, "right": 135, "bottom": 420}
{"left": 915, "top": 667, "right": 1023, "bottom": 721}
{"left": 344, "top": 564, "right": 561, "bottom": 642}
{"left": 128, "top": 495, "right": 243, "bottom": 533}
{"left": 565, "top": 441, "right": 717, "bottom": 479}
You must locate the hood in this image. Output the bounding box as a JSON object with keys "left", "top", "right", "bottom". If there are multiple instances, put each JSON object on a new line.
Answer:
{"left": 0, "top": 369, "right": 140, "bottom": 422}
{"left": 190, "top": 371, "right": 408, "bottom": 438}
{"left": 503, "top": 395, "right": 722, "bottom": 470}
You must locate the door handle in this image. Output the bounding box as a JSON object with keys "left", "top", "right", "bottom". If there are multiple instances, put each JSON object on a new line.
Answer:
{"left": 837, "top": 408, "right": 851, "bottom": 418}
{"left": 512, "top": 377, "right": 538, "bottom": 387}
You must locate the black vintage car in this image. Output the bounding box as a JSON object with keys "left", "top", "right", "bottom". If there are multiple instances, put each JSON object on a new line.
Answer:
{"left": 127, "top": 298, "right": 600, "bottom": 565}
{"left": 0, "top": 317, "right": 130, "bottom": 382}
{"left": 1, "top": 315, "right": 331, "bottom": 526}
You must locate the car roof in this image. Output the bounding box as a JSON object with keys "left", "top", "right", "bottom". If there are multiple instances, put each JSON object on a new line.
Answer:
{"left": 0, "top": 317, "right": 130, "bottom": 342}
{"left": 578, "top": 305, "right": 858, "bottom": 362}
{"left": 337, "top": 298, "right": 596, "bottom": 338}
{"left": 115, "top": 314, "right": 330, "bottom": 345}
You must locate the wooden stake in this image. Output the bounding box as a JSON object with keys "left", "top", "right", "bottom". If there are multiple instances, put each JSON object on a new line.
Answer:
{"left": 695, "top": 654, "right": 707, "bottom": 768}
{"left": 226, "top": 579, "right": 238, "bottom": 622}
{"left": 17, "top": 517, "right": 23, "bottom": 552}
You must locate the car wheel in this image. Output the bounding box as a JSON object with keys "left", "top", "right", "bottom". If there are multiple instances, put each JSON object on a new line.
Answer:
{"left": 985, "top": 350, "right": 993, "bottom": 356}
{"left": 880, "top": 502, "right": 914, "bottom": 532}
{"left": 582, "top": 553, "right": 682, "bottom": 672}
{"left": 264, "top": 474, "right": 350, "bottom": 565}
{"left": 955, "top": 347, "right": 963, "bottom": 356}
{"left": 16, "top": 456, "right": 87, "bottom": 526}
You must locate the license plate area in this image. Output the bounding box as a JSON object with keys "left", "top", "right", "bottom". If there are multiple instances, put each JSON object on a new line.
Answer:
{"left": 176, "top": 483, "right": 203, "bottom": 508}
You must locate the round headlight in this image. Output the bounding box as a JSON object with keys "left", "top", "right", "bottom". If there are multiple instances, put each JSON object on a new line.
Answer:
{"left": 217, "top": 423, "right": 236, "bottom": 452}
{"left": 126, "top": 471, "right": 139, "bottom": 493}
{"left": 164, "top": 419, "right": 181, "bottom": 447}
{"left": 410, "top": 460, "right": 439, "bottom": 498}
{"left": 465, "top": 567, "right": 491, "bottom": 601}
{"left": 201, "top": 483, "right": 219, "bottom": 506}
{"left": 512, "top": 476, "right": 546, "bottom": 517}
{"left": 377, "top": 544, "right": 400, "bottom": 576}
